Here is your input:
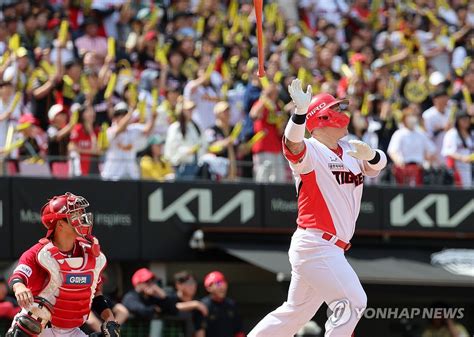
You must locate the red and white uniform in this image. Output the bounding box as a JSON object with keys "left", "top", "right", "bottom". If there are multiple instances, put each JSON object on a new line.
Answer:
{"left": 9, "top": 237, "right": 106, "bottom": 336}
{"left": 249, "top": 138, "right": 382, "bottom": 337}
{"left": 286, "top": 138, "right": 370, "bottom": 242}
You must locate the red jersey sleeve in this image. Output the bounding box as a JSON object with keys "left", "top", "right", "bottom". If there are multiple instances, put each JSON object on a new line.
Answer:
{"left": 282, "top": 137, "right": 307, "bottom": 164}
{"left": 8, "top": 243, "right": 48, "bottom": 295}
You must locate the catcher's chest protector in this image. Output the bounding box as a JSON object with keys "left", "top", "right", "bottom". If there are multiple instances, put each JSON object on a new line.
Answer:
{"left": 35, "top": 239, "right": 107, "bottom": 329}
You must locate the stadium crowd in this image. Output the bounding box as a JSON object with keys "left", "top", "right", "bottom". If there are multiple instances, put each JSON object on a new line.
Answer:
{"left": 0, "top": 0, "right": 472, "bottom": 186}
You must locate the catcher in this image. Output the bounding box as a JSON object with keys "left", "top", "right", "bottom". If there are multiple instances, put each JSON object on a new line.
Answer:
{"left": 6, "top": 192, "right": 120, "bottom": 337}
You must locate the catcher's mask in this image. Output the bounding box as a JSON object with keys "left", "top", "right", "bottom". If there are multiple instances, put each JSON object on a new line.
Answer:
{"left": 41, "top": 192, "right": 93, "bottom": 238}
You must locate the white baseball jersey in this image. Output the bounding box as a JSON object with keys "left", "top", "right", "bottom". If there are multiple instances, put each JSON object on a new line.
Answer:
{"left": 283, "top": 138, "right": 379, "bottom": 243}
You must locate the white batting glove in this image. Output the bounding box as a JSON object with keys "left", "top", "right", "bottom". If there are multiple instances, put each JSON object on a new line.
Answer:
{"left": 288, "top": 79, "right": 312, "bottom": 115}
{"left": 347, "top": 139, "right": 376, "bottom": 161}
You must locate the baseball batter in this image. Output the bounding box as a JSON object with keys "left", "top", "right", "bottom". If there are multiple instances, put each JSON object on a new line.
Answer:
{"left": 7, "top": 192, "right": 120, "bottom": 337}
{"left": 249, "top": 79, "right": 387, "bottom": 337}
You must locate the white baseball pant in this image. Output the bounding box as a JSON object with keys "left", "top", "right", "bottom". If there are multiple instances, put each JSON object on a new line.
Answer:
{"left": 39, "top": 327, "right": 87, "bottom": 337}
{"left": 248, "top": 228, "right": 366, "bottom": 337}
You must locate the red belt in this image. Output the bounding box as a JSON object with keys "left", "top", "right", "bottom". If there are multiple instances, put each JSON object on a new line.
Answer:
{"left": 298, "top": 226, "right": 351, "bottom": 251}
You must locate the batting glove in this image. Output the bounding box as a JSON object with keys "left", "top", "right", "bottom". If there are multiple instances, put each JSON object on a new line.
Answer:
{"left": 288, "top": 79, "right": 312, "bottom": 115}
{"left": 347, "top": 140, "right": 376, "bottom": 161}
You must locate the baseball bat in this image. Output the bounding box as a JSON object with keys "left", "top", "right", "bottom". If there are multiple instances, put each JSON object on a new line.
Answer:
{"left": 254, "top": 0, "right": 265, "bottom": 77}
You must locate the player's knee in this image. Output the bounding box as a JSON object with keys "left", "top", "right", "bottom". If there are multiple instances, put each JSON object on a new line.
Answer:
{"left": 349, "top": 290, "right": 367, "bottom": 312}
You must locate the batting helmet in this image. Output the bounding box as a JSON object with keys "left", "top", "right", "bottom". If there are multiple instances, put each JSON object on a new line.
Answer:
{"left": 41, "top": 192, "right": 93, "bottom": 238}
{"left": 306, "top": 93, "right": 350, "bottom": 131}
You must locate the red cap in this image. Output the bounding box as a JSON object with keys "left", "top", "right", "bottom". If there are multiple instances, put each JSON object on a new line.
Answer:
{"left": 131, "top": 268, "right": 155, "bottom": 287}
{"left": 306, "top": 93, "right": 350, "bottom": 131}
{"left": 144, "top": 31, "right": 157, "bottom": 41}
{"left": 204, "top": 271, "right": 226, "bottom": 288}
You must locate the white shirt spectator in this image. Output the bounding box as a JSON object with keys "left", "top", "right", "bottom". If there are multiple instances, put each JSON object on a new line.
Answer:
{"left": 416, "top": 30, "right": 451, "bottom": 77}
{"left": 442, "top": 128, "right": 473, "bottom": 187}
{"left": 388, "top": 127, "right": 436, "bottom": 165}
{"left": 299, "top": 0, "right": 348, "bottom": 43}
{"left": 164, "top": 121, "right": 207, "bottom": 166}
{"left": 183, "top": 82, "right": 219, "bottom": 131}
{"left": 0, "top": 93, "right": 22, "bottom": 148}
{"left": 452, "top": 46, "right": 467, "bottom": 70}
{"left": 422, "top": 106, "right": 450, "bottom": 164}
{"left": 50, "top": 40, "right": 75, "bottom": 66}
{"left": 226, "top": 83, "right": 246, "bottom": 126}
{"left": 101, "top": 123, "right": 147, "bottom": 180}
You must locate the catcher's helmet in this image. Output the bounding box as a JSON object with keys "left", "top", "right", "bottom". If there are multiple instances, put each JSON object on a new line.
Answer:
{"left": 306, "top": 93, "right": 350, "bottom": 131}
{"left": 41, "top": 192, "right": 93, "bottom": 238}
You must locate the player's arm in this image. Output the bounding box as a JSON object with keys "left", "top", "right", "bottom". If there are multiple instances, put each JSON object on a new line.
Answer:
{"left": 8, "top": 248, "right": 41, "bottom": 308}
{"left": 347, "top": 140, "right": 387, "bottom": 177}
{"left": 92, "top": 288, "right": 121, "bottom": 337}
{"left": 284, "top": 79, "right": 312, "bottom": 156}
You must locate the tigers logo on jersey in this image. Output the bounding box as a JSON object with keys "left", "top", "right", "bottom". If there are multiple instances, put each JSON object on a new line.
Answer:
{"left": 332, "top": 171, "right": 364, "bottom": 186}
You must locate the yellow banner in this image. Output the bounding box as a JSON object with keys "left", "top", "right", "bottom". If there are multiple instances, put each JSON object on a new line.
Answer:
{"left": 107, "top": 37, "right": 116, "bottom": 59}
{"left": 8, "top": 34, "right": 20, "bottom": 52}
{"left": 58, "top": 21, "right": 69, "bottom": 45}
{"left": 230, "top": 121, "right": 242, "bottom": 141}
{"left": 104, "top": 73, "right": 117, "bottom": 99}
{"left": 247, "top": 130, "right": 266, "bottom": 146}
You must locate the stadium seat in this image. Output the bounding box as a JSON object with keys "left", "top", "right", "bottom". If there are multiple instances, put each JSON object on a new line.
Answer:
{"left": 51, "top": 161, "right": 70, "bottom": 178}
{"left": 18, "top": 160, "right": 51, "bottom": 177}
{"left": 6, "top": 161, "right": 17, "bottom": 175}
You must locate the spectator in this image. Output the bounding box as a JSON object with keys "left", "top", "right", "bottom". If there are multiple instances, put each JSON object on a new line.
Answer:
{"left": 0, "top": 277, "right": 20, "bottom": 320}
{"left": 69, "top": 103, "right": 101, "bottom": 177}
{"left": 46, "top": 104, "right": 76, "bottom": 166}
{"left": 451, "top": 68, "right": 474, "bottom": 115}
{"left": 101, "top": 101, "right": 157, "bottom": 180}
{"left": 58, "top": 59, "right": 83, "bottom": 110}
{"left": 140, "top": 135, "right": 175, "bottom": 181}
{"left": 75, "top": 18, "right": 107, "bottom": 59}
{"left": 388, "top": 106, "right": 436, "bottom": 186}
{"left": 164, "top": 98, "right": 208, "bottom": 180}
{"left": 14, "top": 113, "right": 48, "bottom": 160}
{"left": 204, "top": 101, "right": 240, "bottom": 180}
{"left": 155, "top": 83, "right": 181, "bottom": 139}
{"left": 30, "top": 46, "right": 63, "bottom": 130}
{"left": 169, "top": 271, "right": 207, "bottom": 337}
{"left": 422, "top": 88, "right": 452, "bottom": 165}
{"left": 200, "top": 271, "right": 244, "bottom": 337}
{"left": 250, "top": 83, "right": 287, "bottom": 183}
{"left": 183, "top": 67, "right": 220, "bottom": 131}
{"left": 4, "top": 47, "right": 31, "bottom": 93}
{"left": 0, "top": 67, "right": 22, "bottom": 150}
{"left": 122, "top": 268, "right": 177, "bottom": 320}
{"left": 442, "top": 110, "right": 474, "bottom": 187}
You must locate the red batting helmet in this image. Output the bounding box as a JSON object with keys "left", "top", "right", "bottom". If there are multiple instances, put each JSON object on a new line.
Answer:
{"left": 306, "top": 93, "right": 350, "bottom": 131}
{"left": 41, "top": 192, "right": 93, "bottom": 238}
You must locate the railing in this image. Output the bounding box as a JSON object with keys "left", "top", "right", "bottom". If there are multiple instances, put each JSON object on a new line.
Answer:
{"left": 0, "top": 154, "right": 470, "bottom": 187}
